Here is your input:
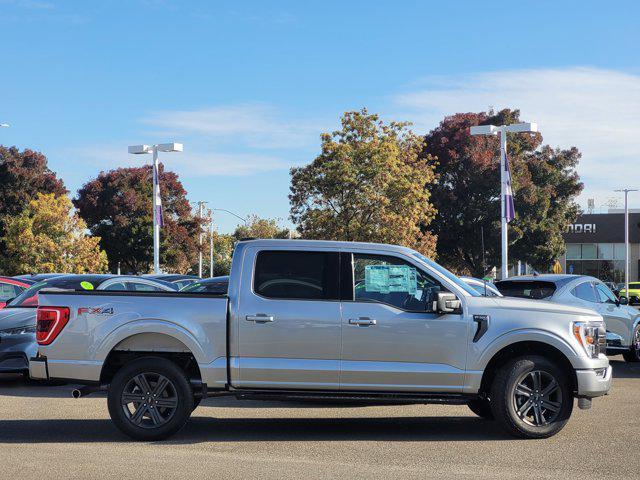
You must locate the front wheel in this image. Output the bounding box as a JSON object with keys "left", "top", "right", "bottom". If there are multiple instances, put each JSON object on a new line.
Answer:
{"left": 622, "top": 325, "right": 640, "bottom": 362}
{"left": 107, "top": 357, "right": 194, "bottom": 441}
{"left": 490, "top": 356, "right": 573, "bottom": 439}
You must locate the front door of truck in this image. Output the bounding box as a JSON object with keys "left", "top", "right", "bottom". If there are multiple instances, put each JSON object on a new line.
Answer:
{"left": 235, "top": 247, "right": 342, "bottom": 390}
{"left": 339, "top": 251, "right": 468, "bottom": 392}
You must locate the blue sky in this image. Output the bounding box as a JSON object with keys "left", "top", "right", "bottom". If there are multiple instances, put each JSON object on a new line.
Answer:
{"left": 1, "top": 0, "right": 639, "bottom": 232}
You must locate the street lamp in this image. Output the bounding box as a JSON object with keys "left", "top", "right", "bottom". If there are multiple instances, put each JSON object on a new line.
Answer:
{"left": 470, "top": 122, "right": 538, "bottom": 279}
{"left": 614, "top": 188, "right": 638, "bottom": 297}
{"left": 212, "top": 208, "right": 248, "bottom": 225}
{"left": 0, "top": 123, "right": 9, "bottom": 128}
{"left": 128, "top": 142, "right": 183, "bottom": 274}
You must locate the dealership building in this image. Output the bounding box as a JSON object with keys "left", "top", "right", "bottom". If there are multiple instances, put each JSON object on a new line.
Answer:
{"left": 559, "top": 211, "right": 640, "bottom": 283}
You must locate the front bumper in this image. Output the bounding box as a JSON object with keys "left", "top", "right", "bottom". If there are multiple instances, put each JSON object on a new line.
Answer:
{"left": 576, "top": 365, "right": 612, "bottom": 398}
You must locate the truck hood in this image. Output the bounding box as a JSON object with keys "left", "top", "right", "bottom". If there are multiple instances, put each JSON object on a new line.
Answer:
{"left": 0, "top": 307, "right": 37, "bottom": 330}
{"left": 471, "top": 295, "right": 602, "bottom": 319}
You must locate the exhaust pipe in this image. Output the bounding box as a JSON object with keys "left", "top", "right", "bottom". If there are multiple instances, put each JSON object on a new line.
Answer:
{"left": 71, "top": 385, "right": 103, "bottom": 399}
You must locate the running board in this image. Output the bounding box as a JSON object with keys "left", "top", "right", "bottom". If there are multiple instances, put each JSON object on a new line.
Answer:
{"left": 215, "top": 389, "right": 474, "bottom": 405}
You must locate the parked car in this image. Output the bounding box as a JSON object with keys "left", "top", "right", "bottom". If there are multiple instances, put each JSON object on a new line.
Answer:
{"left": 144, "top": 274, "right": 200, "bottom": 290}
{"left": 460, "top": 276, "right": 502, "bottom": 297}
{"left": 0, "top": 274, "right": 177, "bottom": 376}
{"left": 495, "top": 274, "right": 640, "bottom": 362}
{"left": 31, "top": 240, "right": 610, "bottom": 441}
{"left": 180, "top": 276, "right": 229, "bottom": 294}
{"left": 14, "top": 273, "right": 65, "bottom": 282}
{"left": 618, "top": 282, "right": 640, "bottom": 305}
{"left": 0, "top": 276, "right": 35, "bottom": 310}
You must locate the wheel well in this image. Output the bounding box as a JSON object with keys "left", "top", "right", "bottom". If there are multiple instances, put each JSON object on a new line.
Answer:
{"left": 479, "top": 341, "right": 577, "bottom": 396}
{"left": 100, "top": 350, "right": 202, "bottom": 385}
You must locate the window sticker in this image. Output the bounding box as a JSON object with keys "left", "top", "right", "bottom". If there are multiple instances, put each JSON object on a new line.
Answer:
{"left": 364, "top": 265, "right": 417, "bottom": 294}
{"left": 80, "top": 281, "right": 94, "bottom": 291}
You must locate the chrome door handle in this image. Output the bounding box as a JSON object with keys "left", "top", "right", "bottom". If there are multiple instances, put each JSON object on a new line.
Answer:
{"left": 349, "top": 317, "right": 377, "bottom": 326}
{"left": 246, "top": 314, "right": 275, "bottom": 323}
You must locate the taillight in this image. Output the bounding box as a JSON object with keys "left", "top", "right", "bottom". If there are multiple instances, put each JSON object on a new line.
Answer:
{"left": 36, "top": 306, "right": 70, "bottom": 345}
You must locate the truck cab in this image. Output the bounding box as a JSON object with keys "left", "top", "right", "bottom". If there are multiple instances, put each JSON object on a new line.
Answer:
{"left": 30, "top": 240, "right": 612, "bottom": 441}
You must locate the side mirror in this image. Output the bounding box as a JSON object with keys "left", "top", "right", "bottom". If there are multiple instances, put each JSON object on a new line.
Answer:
{"left": 619, "top": 296, "right": 628, "bottom": 306}
{"left": 436, "top": 292, "right": 461, "bottom": 314}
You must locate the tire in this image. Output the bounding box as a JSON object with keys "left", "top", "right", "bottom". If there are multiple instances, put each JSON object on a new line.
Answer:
{"left": 622, "top": 325, "right": 640, "bottom": 362}
{"left": 490, "top": 356, "right": 573, "bottom": 439}
{"left": 467, "top": 398, "right": 494, "bottom": 420}
{"left": 107, "top": 357, "right": 194, "bottom": 441}
{"left": 192, "top": 397, "right": 202, "bottom": 411}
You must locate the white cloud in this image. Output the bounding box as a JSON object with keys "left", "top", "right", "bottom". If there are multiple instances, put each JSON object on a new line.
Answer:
{"left": 393, "top": 67, "right": 640, "bottom": 209}
{"left": 60, "top": 144, "right": 287, "bottom": 179}
{"left": 143, "top": 103, "right": 323, "bottom": 150}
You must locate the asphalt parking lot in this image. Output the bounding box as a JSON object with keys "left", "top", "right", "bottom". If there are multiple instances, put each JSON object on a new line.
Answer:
{"left": 1, "top": 357, "right": 639, "bottom": 480}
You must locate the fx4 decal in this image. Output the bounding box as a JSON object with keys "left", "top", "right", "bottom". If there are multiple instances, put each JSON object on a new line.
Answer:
{"left": 77, "top": 307, "right": 114, "bottom": 316}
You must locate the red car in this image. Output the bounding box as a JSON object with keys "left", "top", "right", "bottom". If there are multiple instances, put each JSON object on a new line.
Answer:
{"left": 0, "top": 277, "right": 34, "bottom": 310}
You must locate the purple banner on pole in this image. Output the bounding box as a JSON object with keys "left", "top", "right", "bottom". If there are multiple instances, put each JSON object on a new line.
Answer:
{"left": 504, "top": 150, "right": 515, "bottom": 223}
{"left": 153, "top": 163, "right": 164, "bottom": 227}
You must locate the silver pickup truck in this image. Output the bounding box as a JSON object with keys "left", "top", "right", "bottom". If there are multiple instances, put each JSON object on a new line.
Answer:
{"left": 29, "top": 239, "right": 612, "bottom": 440}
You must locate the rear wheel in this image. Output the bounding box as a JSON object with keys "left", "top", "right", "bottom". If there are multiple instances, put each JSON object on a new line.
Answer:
{"left": 490, "top": 356, "right": 572, "bottom": 439}
{"left": 622, "top": 325, "right": 640, "bottom": 362}
{"left": 107, "top": 357, "right": 194, "bottom": 441}
{"left": 467, "top": 398, "right": 494, "bottom": 420}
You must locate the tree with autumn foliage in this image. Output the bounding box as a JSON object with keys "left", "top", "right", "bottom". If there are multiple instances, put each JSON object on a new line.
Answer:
{"left": 422, "top": 109, "right": 583, "bottom": 276}
{"left": 2, "top": 193, "right": 108, "bottom": 275}
{"left": 290, "top": 109, "right": 438, "bottom": 257}
{"left": 0, "top": 146, "right": 67, "bottom": 270}
{"left": 74, "top": 165, "right": 202, "bottom": 274}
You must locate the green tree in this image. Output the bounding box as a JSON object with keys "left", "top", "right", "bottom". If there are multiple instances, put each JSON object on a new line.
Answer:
{"left": 422, "top": 109, "right": 583, "bottom": 276}
{"left": 2, "top": 193, "right": 108, "bottom": 275}
{"left": 289, "top": 109, "right": 438, "bottom": 257}
{"left": 0, "top": 146, "right": 67, "bottom": 271}
{"left": 74, "top": 165, "right": 202, "bottom": 274}
{"left": 233, "top": 214, "right": 290, "bottom": 240}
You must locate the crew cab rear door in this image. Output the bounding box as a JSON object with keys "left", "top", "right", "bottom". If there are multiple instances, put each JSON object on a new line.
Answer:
{"left": 339, "top": 250, "right": 468, "bottom": 392}
{"left": 234, "top": 246, "right": 342, "bottom": 390}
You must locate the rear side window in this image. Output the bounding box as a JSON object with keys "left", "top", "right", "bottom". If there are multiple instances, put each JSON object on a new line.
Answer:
{"left": 571, "top": 282, "right": 598, "bottom": 303}
{"left": 629, "top": 283, "right": 640, "bottom": 289}
{"left": 495, "top": 281, "right": 556, "bottom": 299}
{"left": 254, "top": 250, "right": 339, "bottom": 300}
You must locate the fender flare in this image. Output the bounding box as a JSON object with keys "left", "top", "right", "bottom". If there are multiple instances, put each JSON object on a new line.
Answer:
{"left": 475, "top": 329, "right": 581, "bottom": 371}
{"left": 93, "top": 319, "right": 209, "bottom": 364}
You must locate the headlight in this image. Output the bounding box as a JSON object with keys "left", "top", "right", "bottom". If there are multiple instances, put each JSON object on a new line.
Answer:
{"left": 573, "top": 321, "right": 606, "bottom": 358}
{"left": 0, "top": 325, "right": 37, "bottom": 336}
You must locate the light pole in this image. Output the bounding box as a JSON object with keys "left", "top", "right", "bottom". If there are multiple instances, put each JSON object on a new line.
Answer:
{"left": 194, "top": 201, "right": 208, "bottom": 277}
{"left": 208, "top": 209, "right": 214, "bottom": 278}
{"left": 470, "top": 122, "right": 538, "bottom": 279}
{"left": 128, "top": 143, "right": 183, "bottom": 274}
{"left": 614, "top": 188, "right": 637, "bottom": 297}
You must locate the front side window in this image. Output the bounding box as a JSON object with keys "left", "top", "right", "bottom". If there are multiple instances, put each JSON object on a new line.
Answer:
{"left": 595, "top": 283, "right": 617, "bottom": 304}
{"left": 254, "top": 250, "right": 339, "bottom": 300}
{"left": 352, "top": 254, "right": 441, "bottom": 311}
{"left": 571, "top": 282, "right": 598, "bottom": 303}
{"left": 0, "top": 283, "right": 21, "bottom": 301}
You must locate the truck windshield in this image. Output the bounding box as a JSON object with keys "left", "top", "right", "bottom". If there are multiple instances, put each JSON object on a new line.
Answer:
{"left": 411, "top": 252, "right": 480, "bottom": 297}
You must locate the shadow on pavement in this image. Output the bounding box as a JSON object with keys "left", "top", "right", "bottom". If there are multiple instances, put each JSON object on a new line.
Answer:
{"left": 0, "top": 416, "right": 510, "bottom": 444}
{"left": 609, "top": 359, "right": 640, "bottom": 378}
